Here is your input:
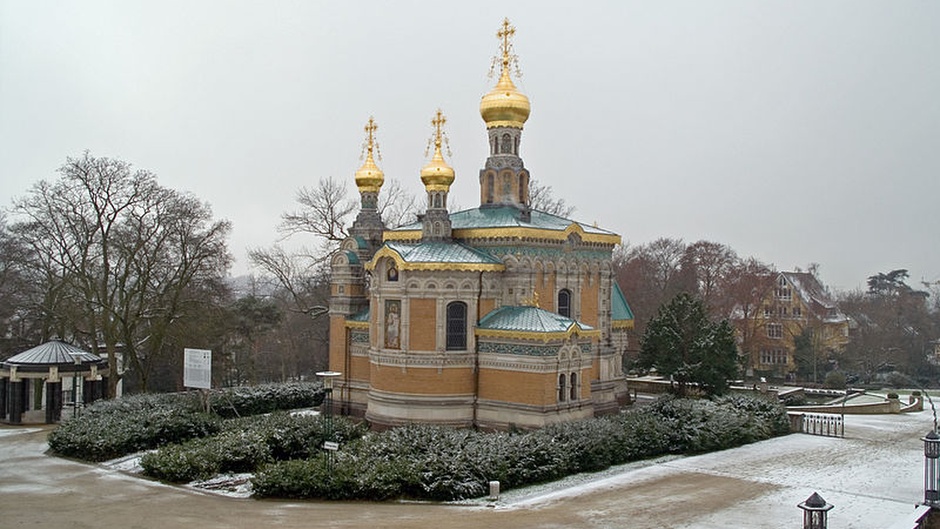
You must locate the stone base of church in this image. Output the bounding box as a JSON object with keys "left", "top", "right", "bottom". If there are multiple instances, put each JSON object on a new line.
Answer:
{"left": 590, "top": 377, "right": 630, "bottom": 416}
{"left": 475, "top": 399, "right": 594, "bottom": 430}
{"left": 365, "top": 389, "right": 475, "bottom": 430}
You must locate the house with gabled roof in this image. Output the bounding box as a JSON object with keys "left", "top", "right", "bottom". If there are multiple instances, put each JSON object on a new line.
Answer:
{"left": 738, "top": 270, "right": 850, "bottom": 380}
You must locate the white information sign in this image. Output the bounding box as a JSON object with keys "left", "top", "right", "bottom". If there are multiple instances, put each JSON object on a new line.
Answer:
{"left": 183, "top": 348, "right": 212, "bottom": 389}
{"left": 323, "top": 441, "right": 339, "bottom": 451}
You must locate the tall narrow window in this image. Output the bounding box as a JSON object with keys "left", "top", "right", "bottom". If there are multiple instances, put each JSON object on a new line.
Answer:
{"left": 558, "top": 373, "right": 567, "bottom": 402}
{"left": 558, "top": 289, "right": 572, "bottom": 318}
{"left": 486, "top": 174, "right": 494, "bottom": 203}
{"left": 569, "top": 372, "right": 578, "bottom": 401}
{"left": 446, "top": 302, "right": 467, "bottom": 350}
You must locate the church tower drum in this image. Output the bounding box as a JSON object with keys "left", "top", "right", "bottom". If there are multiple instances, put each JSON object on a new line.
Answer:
{"left": 479, "top": 18, "right": 531, "bottom": 212}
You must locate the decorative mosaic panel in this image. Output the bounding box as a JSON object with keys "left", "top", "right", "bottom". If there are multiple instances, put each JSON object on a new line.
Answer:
{"left": 478, "top": 341, "right": 559, "bottom": 357}
{"left": 351, "top": 331, "right": 370, "bottom": 344}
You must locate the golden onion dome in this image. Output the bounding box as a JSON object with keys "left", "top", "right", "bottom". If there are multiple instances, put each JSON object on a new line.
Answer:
{"left": 421, "top": 110, "right": 455, "bottom": 192}
{"left": 354, "top": 118, "right": 384, "bottom": 194}
{"left": 479, "top": 65, "right": 530, "bottom": 130}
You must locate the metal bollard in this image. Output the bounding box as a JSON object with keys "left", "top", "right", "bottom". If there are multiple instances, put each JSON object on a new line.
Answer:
{"left": 489, "top": 480, "right": 500, "bottom": 501}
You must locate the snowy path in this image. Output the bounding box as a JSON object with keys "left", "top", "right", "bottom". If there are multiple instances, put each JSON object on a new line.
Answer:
{"left": 0, "top": 410, "right": 930, "bottom": 528}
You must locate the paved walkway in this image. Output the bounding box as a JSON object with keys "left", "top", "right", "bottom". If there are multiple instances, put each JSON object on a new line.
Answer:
{"left": 0, "top": 410, "right": 931, "bottom": 528}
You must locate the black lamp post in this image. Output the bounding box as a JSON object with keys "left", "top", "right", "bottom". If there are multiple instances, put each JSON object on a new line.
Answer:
{"left": 798, "top": 492, "right": 833, "bottom": 529}
{"left": 924, "top": 430, "right": 940, "bottom": 505}
{"left": 316, "top": 371, "right": 342, "bottom": 473}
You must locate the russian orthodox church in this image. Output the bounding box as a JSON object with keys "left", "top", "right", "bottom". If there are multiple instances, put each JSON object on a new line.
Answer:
{"left": 329, "top": 19, "right": 634, "bottom": 430}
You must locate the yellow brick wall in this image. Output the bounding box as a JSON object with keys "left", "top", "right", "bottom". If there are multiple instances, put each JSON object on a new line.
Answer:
{"left": 581, "top": 273, "right": 599, "bottom": 326}
{"left": 479, "top": 298, "right": 496, "bottom": 319}
{"left": 409, "top": 298, "right": 437, "bottom": 351}
{"left": 371, "top": 364, "right": 475, "bottom": 394}
{"left": 479, "top": 369, "right": 557, "bottom": 406}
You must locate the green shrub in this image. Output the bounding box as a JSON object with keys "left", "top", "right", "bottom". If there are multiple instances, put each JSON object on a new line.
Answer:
{"left": 48, "top": 393, "right": 219, "bottom": 461}
{"left": 208, "top": 383, "right": 324, "bottom": 418}
{"left": 49, "top": 383, "right": 324, "bottom": 462}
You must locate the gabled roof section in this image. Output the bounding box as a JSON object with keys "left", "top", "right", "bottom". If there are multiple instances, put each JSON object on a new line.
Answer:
{"left": 385, "top": 206, "right": 620, "bottom": 245}
{"left": 781, "top": 271, "right": 849, "bottom": 323}
{"left": 611, "top": 283, "right": 635, "bottom": 328}
{"left": 476, "top": 305, "right": 600, "bottom": 341}
{"left": 367, "top": 241, "right": 504, "bottom": 272}
{"left": 3, "top": 340, "right": 103, "bottom": 366}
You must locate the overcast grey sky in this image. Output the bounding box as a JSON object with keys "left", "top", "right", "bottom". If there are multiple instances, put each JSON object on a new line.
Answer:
{"left": 1, "top": 1, "right": 938, "bottom": 292}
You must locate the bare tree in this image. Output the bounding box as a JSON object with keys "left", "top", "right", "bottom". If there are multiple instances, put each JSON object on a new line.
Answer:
{"left": 681, "top": 240, "right": 738, "bottom": 312}
{"left": 10, "top": 152, "right": 231, "bottom": 395}
{"left": 528, "top": 178, "right": 574, "bottom": 217}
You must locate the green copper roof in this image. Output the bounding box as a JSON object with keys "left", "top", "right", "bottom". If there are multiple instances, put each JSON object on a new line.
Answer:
{"left": 611, "top": 283, "right": 634, "bottom": 321}
{"left": 383, "top": 241, "right": 502, "bottom": 265}
{"left": 478, "top": 305, "right": 594, "bottom": 333}
{"left": 392, "top": 206, "right": 617, "bottom": 236}
{"left": 350, "top": 308, "right": 370, "bottom": 322}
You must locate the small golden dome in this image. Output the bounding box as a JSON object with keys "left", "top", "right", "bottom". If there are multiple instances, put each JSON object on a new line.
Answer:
{"left": 421, "top": 110, "right": 455, "bottom": 192}
{"left": 480, "top": 18, "right": 530, "bottom": 130}
{"left": 480, "top": 66, "right": 530, "bottom": 130}
{"left": 355, "top": 118, "right": 384, "bottom": 194}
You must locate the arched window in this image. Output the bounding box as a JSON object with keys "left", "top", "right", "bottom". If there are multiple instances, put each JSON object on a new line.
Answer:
{"left": 486, "top": 174, "right": 494, "bottom": 203}
{"left": 558, "top": 373, "right": 567, "bottom": 402}
{"left": 569, "top": 372, "right": 578, "bottom": 401}
{"left": 558, "top": 289, "right": 572, "bottom": 318}
{"left": 446, "top": 302, "right": 467, "bottom": 350}
{"left": 433, "top": 193, "right": 442, "bottom": 209}
{"left": 501, "top": 133, "right": 512, "bottom": 154}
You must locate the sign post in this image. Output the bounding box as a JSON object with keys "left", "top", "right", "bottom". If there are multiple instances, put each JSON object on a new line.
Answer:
{"left": 183, "top": 348, "right": 212, "bottom": 412}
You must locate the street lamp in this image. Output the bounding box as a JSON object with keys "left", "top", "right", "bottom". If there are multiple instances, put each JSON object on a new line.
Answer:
{"left": 316, "top": 371, "right": 342, "bottom": 473}
{"left": 924, "top": 430, "right": 940, "bottom": 505}
{"left": 798, "top": 492, "right": 833, "bottom": 529}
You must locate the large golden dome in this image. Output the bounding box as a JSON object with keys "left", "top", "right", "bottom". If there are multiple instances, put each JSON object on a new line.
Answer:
{"left": 421, "top": 110, "right": 455, "bottom": 192}
{"left": 480, "top": 18, "right": 530, "bottom": 130}
{"left": 354, "top": 118, "right": 384, "bottom": 194}
{"left": 480, "top": 66, "right": 530, "bottom": 130}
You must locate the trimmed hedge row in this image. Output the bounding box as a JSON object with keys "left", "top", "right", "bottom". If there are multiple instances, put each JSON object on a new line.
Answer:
{"left": 252, "top": 394, "right": 789, "bottom": 501}
{"left": 140, "top": 413, "right": 367, "bottom": 482}
{"left": 48, "top": 382, "right": 324, "bottom": 462}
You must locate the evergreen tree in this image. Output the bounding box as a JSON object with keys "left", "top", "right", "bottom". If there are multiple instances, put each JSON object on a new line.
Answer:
{"left": 639, "top": 292, "right": 740, "bottom": 396}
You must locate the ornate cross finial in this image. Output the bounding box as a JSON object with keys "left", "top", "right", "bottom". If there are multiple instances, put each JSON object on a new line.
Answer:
{"left": 425, "top": 109, "right": 451, "bottom": 158}
{"left": 360, "top": 116, "right": 381, "bottom": 161}
{"left": 490, "top": 18, "right": 522, "bottom": 80}
{"left": 497, "top": 18, "right": 515, "bottom": 67}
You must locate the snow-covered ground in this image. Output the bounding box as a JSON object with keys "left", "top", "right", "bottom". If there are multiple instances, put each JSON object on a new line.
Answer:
{"left": 2, "top": 408, "right": 933, "bottom": 528}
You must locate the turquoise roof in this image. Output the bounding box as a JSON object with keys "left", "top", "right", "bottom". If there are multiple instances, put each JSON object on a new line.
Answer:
{"left": 350, "top": 308, "right": 370, "bottom": 322}
{"left": 611, "top": 283, "right": 634, "bottom": 321}
{"left": 383, "top": 241, "right": 502, "bottom": 265}
{"left": 478, "top": 305, "right": 594, "bottom": 333}
{"left": 391, "top": 206, "right": 617, "bottom": 236}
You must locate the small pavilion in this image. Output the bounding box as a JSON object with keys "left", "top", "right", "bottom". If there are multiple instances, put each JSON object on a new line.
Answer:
{"left": 0, "top": 340, "right": 109, "bottom": 424}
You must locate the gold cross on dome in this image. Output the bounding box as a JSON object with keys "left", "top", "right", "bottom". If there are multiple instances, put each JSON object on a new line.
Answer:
{"left": 431, "top": 109, "right": 446, "bottom": 146}
{"left": 364, "top": 117, "right": 377, "bottom": 154}
{"left": 497, "top": 18, "right": 515, "bottom": 66}
{"left": 361, "top": 116, "right": 382, "bottom": 161}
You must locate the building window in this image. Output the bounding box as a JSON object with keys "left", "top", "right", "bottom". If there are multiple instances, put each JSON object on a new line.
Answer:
{"left": 759, "top": 348, "right": 788, "bottom": 365}
{"left": 569, "top": 372, "right": 578, "bottom": 401}
{"left": 446, "top": 302, "right": 467, "bottom": 350}
{"left": 793, "top": 306, "right": 801, "bottom": 317}
{"left": 486, "top": 174, "right": 494, "bottom": 203}
{"left": 558, "top": 373, "right": 567, "bottom": 402}
{"left": 558, "top": 289, "right": 572, "bottom": 318}
{"left": 767, "top": 323, "right": 783, "bottom": 339}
